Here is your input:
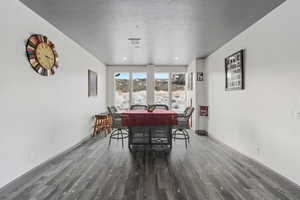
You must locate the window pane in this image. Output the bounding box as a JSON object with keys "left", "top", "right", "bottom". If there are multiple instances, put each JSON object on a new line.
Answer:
{"left": 114, "top": 73, "right": 129, "bottom": 110}
{"left": 154, "top": 73, "right": 169, "bottom": 105}
{"left": 171, "top": 73, "right": 186, "bottom": 112}
{"left": 132, "top": 73, "right": 147, "bottom": 105}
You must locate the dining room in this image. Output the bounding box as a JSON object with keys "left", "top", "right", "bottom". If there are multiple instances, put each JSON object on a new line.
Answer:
{"left": 1, "top": 0, "right": 300, "bottom": 199}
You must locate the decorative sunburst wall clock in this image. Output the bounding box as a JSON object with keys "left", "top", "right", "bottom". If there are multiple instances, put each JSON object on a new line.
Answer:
{"left": 26, "top": 34, "right": 59, "bottom": 76}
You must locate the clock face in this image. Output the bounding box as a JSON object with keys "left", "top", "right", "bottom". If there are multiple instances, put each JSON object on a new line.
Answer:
{"left": 36, "top": 42, "right": 55, "bottom": 69}
{"left": 26, "top": 34, "right": 59, "bottom": 76}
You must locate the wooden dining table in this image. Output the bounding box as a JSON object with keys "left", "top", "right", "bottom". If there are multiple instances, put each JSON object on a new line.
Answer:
{"left": 121, "top": 110, "right": 178, "bottom": 150}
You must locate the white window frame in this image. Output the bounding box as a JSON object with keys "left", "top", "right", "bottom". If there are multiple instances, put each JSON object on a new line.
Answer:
{"left": 131, "top": 72, "right": 148, "bottom": 105}
{"left": 153, "top": 71, "right": 188, "bottom": 111}
{"left": 113, "top": 72, "right": 131, "bottom": 109}
{"left": 107, "top": 65, "right": 187, "bottom": 110}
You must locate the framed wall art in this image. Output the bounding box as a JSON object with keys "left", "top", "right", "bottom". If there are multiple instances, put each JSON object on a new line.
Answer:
{"left": 88, "top": 70, "right": 98, "bottom": 97}
{"left": 197, "top": 72, "right": 204, "bottom": 81}
{"left": 225, "top": 49, "right": 244, "bottom": 91}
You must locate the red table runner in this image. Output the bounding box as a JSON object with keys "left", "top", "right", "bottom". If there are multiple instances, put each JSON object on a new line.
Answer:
{"left": 121, "top": 110, "right": 178, "bottom": 126}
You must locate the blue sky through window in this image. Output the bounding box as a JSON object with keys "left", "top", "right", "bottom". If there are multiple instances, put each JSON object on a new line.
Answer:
{"left": 115, "top": 73, "right": 168, "bottom": 79}
{"left": 132, "top": 73, "right": 147, "bottom": 79}
{"left": 115, "top": 73, "right": 129, "bottom": 79}
{"left": 155, "top": 73, "right": 169, "bottom": 79}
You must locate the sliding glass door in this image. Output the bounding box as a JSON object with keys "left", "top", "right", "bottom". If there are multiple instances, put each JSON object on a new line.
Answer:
{"left": 154, "top": 73, "right": 169, "bottom": 105}
{"left": 171, "top": 73, "right": 186, "bottom": 112}
{"left": 132, "top": 73, "right": 147, "bottom": 105}
{"left": 114, "top": 73, "right": 130, "bottom": 110}
{"left": 113, "top": 71, "right": 186, "bottom": 111}
{"left": 154, "top": 72, "right": 186, "bottom": 111}
{"left": 114, "top": 72, "right": 147, "bottom": 109}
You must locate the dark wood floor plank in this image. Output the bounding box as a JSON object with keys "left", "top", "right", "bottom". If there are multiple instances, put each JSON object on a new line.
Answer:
{"left": 1, "top": 133, "right": 299, "bottom": 200}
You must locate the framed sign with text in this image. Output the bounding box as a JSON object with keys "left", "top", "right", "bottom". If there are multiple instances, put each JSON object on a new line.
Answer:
{"left": 225, "top": 49, "right": 244, "bottom": 91}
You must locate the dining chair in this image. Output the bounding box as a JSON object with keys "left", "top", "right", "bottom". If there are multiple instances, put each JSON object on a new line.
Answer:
{"left": 110, "top": 105, "right": 118, "bottom": 113}
{"left": 172, "top": 107, "right": 194, "bottom": 148}
{"left": 152, "top": 104, "right": 169, "bottom": 110}
{"left": 92, "top": 113, "right": 110, "bottom": 137}
{"left": 130, "top": 104, "right": 147, "bottom": 110}
{"left": 107, "top": 106, "right": 128, "bottom": 148}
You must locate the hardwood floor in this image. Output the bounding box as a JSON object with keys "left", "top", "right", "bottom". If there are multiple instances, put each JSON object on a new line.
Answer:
{"left": 0, "top": 133, "right": 299, "bottom": 200}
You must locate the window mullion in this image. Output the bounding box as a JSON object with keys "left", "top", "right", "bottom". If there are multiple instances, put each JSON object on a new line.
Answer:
{"left": 129, "top": 72, "right": 132, "bottom": 106}
{"left": 168, "top": 73, "right": 172, "bottom": 109}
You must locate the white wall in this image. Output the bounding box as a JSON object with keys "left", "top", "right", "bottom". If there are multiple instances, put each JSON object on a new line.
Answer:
{"left": 197, "top": 59, "right": 208, "bottom": 131}
{"left": 186, "top": 60, "right": 197, "bottom": 129}
{"left": 207, "top": 0, "right": 300, "bottom": 185}
{"left": 0, "top": 0, "right": 106, "bottom": 188}
{"left": 187, "top": 58, "right": 208, "bottom": 131}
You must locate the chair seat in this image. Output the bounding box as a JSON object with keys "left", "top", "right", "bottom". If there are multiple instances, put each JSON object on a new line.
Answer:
{"left": 112, "top": 118, "right": 125, "bottom": 128}
{"left": 108, "top": 106, "right": 129, "bottom": 148}
{"left": 173, "top": 117, "right": 189, "bottom": 128}
{"left": 172, "top": 106, "right": 194, "bottom": 148}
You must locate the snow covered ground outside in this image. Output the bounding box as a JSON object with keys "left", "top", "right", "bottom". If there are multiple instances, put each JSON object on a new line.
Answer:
{"left": 115, "top": 90, "right": 186, "bottom": 112}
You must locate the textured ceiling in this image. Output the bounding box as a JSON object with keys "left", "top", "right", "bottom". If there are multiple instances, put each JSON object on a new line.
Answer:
{"left": 20, "top": 0, "right": 285, "bottom": 65}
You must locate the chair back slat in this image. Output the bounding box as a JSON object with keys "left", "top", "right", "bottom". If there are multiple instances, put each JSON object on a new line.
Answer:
{"left": 130, "top": 104, "right": 147, "bottom": 110}
{"left": 107, "top": 106, "right": 119, "bottom": 122}
{"left": 152, "top": 104, "right": 169, "bottom": 110}
{"left": 184, "top": 107, "right": 194, "bottom": 118}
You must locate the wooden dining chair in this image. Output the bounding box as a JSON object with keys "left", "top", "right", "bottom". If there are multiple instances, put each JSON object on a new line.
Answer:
{"left": 92, "top": 113, "right": 111, "bottom": 137}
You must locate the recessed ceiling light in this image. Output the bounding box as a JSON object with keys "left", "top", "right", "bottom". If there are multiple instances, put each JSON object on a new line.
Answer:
{"left": 123, "top": 57, "right": 127, "bottom": 60}
{"left": 174, "top": 57, "right": 179, "bottom": 60}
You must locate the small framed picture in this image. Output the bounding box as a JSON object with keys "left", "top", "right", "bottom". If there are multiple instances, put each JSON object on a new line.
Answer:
{"left": 88, "top": 69, "right": 98, "bottom": 97}
{"left": 197, "top": 72, "right": 204, "bottom": 81}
